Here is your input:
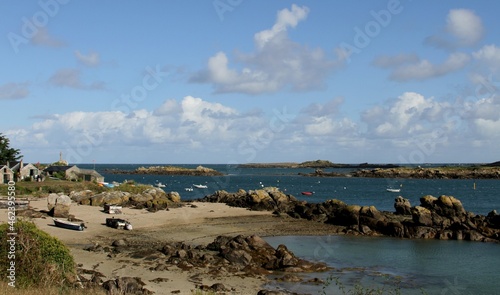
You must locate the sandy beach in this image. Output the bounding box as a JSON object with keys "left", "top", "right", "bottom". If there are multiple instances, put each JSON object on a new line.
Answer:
{"left": 1, "top": 197, "right": 339, "bottom": 294}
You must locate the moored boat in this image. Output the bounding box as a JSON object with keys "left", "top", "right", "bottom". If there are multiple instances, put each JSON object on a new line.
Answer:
{"left": 386, "top": 188, "right": 401, "bottom": 193}
{"left": 193, "top": 184, "right": 208, "bottom": 189}
{"left": 53, "top": 218, "right": 85, "bottom": 231}
{"left": 301, "top": 191, "right": 314, "bottom": 196}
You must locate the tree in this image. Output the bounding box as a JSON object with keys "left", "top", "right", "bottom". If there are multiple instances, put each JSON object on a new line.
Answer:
{"left": 0, "top": 133, "right": 21, "bottom": 164}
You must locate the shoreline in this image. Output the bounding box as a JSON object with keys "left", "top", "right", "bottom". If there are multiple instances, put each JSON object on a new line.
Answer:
{"left": 0, "top": 198, "right": 341, "bottom": 294}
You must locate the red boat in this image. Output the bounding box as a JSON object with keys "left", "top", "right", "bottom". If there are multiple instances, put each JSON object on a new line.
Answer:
{"left": 301, "top": 191, "right": 314, "bottom": 196}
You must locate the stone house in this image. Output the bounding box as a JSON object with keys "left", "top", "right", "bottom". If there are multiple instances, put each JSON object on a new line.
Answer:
{"left": 44, "top": 165, "right": 104, "bottom": 182}
{"left": 0, "top": 165, "right": 14, "bottom": 184}
{"left": 20, "top": 163, "right": 41, "bottom": 180}
{"left": 8, "top": 160, "right": 41, "bottom": 181}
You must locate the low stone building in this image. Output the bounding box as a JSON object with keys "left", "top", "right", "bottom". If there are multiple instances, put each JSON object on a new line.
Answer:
{"left": 44, "top": 165, "right": 104, "bottom": 182}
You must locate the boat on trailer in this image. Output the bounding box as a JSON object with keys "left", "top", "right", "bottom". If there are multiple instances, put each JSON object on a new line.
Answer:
{"left": 53, "top": 218, "right": 85, "bottom": 231}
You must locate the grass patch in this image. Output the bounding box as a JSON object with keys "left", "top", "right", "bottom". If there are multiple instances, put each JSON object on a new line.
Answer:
{"left": 0, "top": 281, "right": 106, "bottom": 295}
{"left": 0, "top": 221, "right": 76, "bottom": 289}
{"left": 0, "top": 179, "right": 156, "bottom": 198}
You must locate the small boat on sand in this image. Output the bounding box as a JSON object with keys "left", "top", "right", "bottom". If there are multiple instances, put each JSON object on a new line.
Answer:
{"left": 106, "top": 217, "right": 132, "bottom": 230}
{"left": 53, "top": 218, "right": 85, "bottom": 231}
{"left": 301, "top": 191, "right": 314, "bottom": 196}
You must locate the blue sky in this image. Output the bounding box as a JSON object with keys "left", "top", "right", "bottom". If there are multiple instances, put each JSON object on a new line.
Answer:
{"left": 1, "top": 1, "right": 500, "bottom": 164}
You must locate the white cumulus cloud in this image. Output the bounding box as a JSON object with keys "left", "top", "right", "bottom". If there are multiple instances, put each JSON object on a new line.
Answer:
{"left": 191, "top": 4, "right": 345, "bottom": 94}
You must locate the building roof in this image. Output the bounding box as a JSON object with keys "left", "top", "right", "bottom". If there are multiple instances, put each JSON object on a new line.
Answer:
{"left": 44, "top": 165, "right": 76, "bottom": 172}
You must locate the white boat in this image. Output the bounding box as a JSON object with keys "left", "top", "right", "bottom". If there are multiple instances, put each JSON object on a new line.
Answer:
{"left": 386, "top": 188, "right": 401, "bottom": 193}
{"left": 193, "top": 184, "right": 208, "bottom": 189}
{"left": 155, "top": 182, "right": 166, "bottom": 188}
{"left": 185, "top": 187, "right": 193, "bottom": 192}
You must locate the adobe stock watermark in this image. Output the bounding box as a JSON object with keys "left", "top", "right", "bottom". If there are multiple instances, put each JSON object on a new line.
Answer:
{"left": 338, "top": 0, "right": 410, "bottom": 63}
{"left": 213, "top": 0, "right": 243, "bottom": 21}
{"left": 7, "top": 0, "right": 70, "bottom": 54}
{"left": 474, "top": 73, "right": 499, "bottom": 101}
{"left": 6, "top": 180, "right": 18, "bottom": 287}
{"left": 63, "top": 64, "right": 167, "bottom": 164}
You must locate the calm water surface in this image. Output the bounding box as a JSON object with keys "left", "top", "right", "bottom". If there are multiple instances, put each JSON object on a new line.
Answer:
{"left": 264, "top": 235, "right": 500, "bottom": 294}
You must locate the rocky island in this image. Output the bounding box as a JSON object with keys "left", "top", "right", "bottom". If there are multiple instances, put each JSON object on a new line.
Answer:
{"left": 105, "top": 165, "right": 224, "bottom": 176}
{"left": 307, "top": 165, "right": 500, "bottom": 179}
{"left": 239, "top": 159, "right": 399, "bottom": 169}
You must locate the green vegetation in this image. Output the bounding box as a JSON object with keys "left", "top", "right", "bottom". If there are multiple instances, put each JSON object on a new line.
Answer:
{"left": 0, "top": 179, "right": 157, "bottom": 197}
{"left": 0, "top": 281, "right": 106, "bottom": 295}
{"left": 0, "top": 221, "right": 76, "bottom": 289}
{"left": 0, "top": 133, "right": 21, "bottom": 163}
{"left": 0, "top": 178, "right": 107, "bottom": 197}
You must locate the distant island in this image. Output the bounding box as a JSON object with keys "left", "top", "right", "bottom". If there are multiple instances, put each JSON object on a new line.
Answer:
{"left": 240, "top": 160, "right": 500, "bottom": 179}
{"left": 105, "top": 165, "right": 224, "bottom": 176}
{"left": 238, "top": 160, "right": 400, "bottom": 169}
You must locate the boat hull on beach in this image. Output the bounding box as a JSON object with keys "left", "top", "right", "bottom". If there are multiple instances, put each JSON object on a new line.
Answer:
{"left": 53, "top": 218, "right": 85, "bottom": 231}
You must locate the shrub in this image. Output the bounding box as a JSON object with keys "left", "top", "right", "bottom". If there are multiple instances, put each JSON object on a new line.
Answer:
{"left": 0, "top": 220, "right": 76, "bottom": 288}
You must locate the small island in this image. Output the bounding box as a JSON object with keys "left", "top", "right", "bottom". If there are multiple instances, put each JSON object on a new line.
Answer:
{"left": 239, "top": 160, "right": 400, "bottom": 169}
{"left": 105, "top": 165, "right": 224, "bottom": 176}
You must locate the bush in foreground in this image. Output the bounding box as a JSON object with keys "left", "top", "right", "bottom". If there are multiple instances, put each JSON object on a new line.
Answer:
{"left": 0, "top": 220, "right": 76, "bottom": 289}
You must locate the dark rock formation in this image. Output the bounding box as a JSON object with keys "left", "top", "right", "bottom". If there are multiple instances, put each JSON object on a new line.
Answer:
{"left": 82, "top": 234, "right": 329, "bottom": 294}
{"left": 102, "top": 277, "right": 151, "bottom": 295}
{"left": 200, "top": 188, "right": 500, "bottom": 243}
{"left": 394, "top": 196, "right": 412, "bottom": 215}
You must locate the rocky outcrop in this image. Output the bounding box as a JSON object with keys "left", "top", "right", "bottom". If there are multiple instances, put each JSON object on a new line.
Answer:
{"left": 349, "top": 166, "right": 500, "bottom": 179}
{"left": 105, "top": 165, "right": 224, "bottom": 176}
{"left": 394, "top": 196, "right": 412, "bottom": 215}
{"left": 102, "top": 277, "right": 151, "bottom": 295}
{"left": 47, "top": 193, "right": 72, "bottom": 218}
{"left": 199, "top": 187, "right": 298, "bottom": 212}
{"left": 69, "top": 187, "right": 181, "bottom": 211}
{"left": 82, "top": 234, "right": 328, "bottom": 294}
{"left": 200, "top": 188, "right": 500, "bottom": 243}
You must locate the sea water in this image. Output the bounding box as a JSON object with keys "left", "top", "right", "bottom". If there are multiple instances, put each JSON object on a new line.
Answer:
{"left": 264, "top": 235, "right": 500, "bottom": 294}
{"left": 88, "top": 164, "right": 500, "bottom": 215}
